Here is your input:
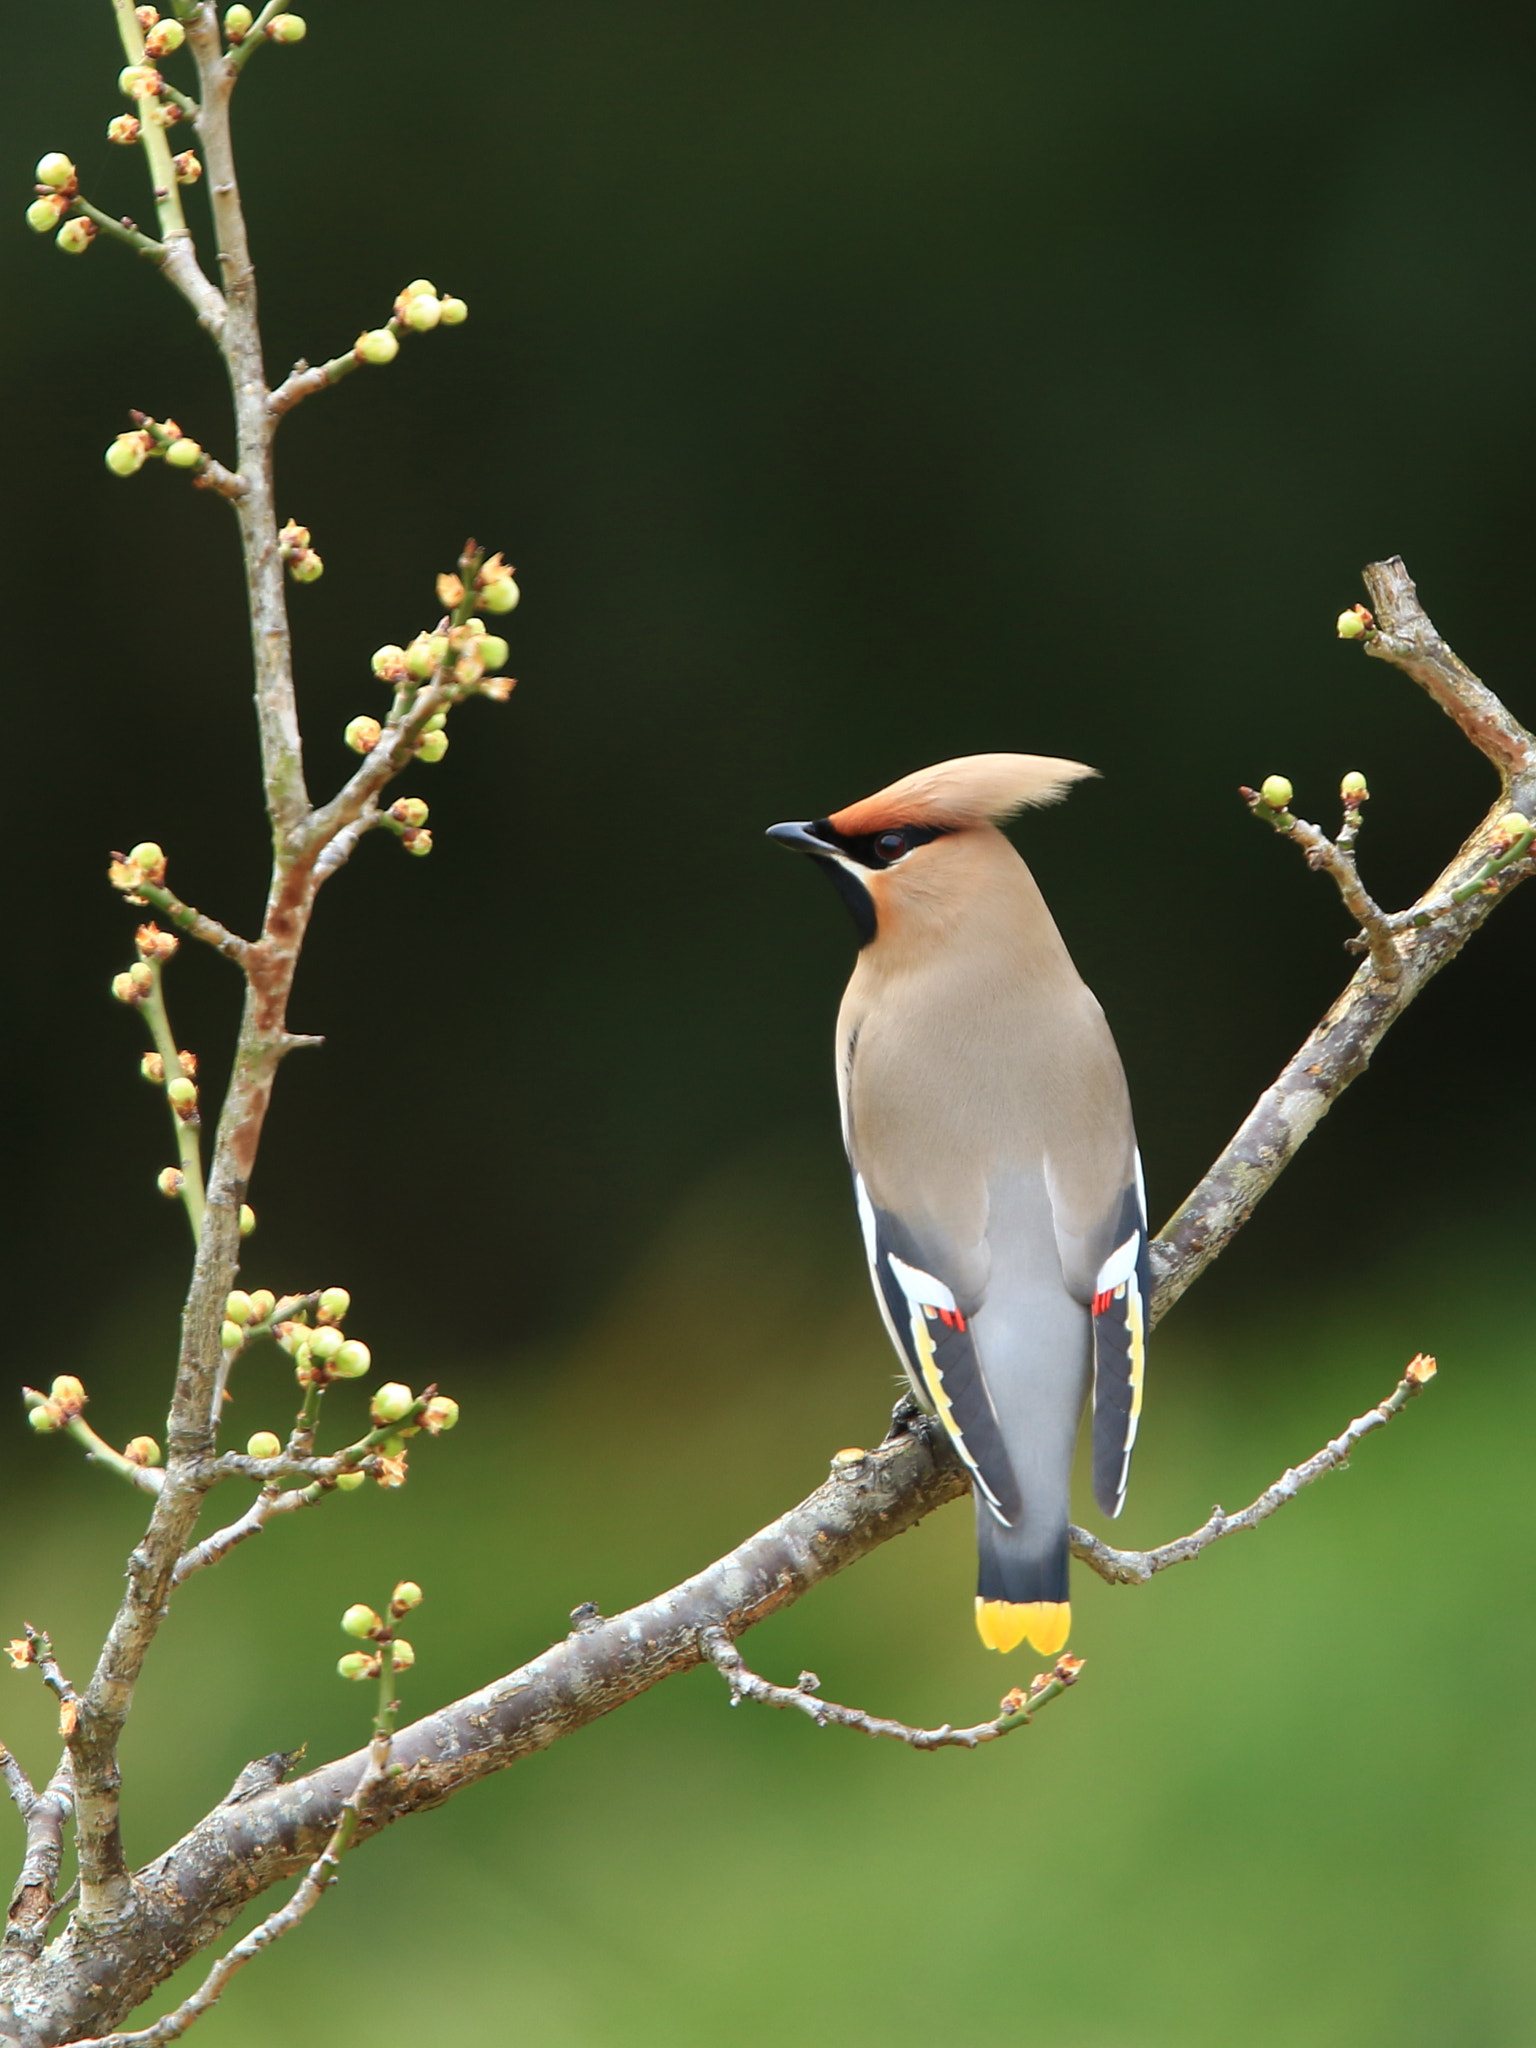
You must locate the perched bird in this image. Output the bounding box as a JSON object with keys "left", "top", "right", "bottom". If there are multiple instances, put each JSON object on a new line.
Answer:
{"left": 769, "top": 754, "right": 1147, "bottom": 1655}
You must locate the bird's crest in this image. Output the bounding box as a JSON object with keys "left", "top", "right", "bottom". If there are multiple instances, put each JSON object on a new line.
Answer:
{"left": 826, "top": 753, "right": 1097, "bottom": 836}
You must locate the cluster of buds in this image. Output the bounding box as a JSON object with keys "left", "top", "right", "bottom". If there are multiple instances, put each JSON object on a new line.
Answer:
{"left": 354, "top": 278, "right": 466, "bottom": 368}
{"left": 388, "top": 796, "right": 431, "bottom": 858}
{"left": 26, "top": 154, "right": 95, "bottom": 254}
{"left": 272, "top": 1291, "right": 370, "bottom": 1388}
{"left": 278, "top": 517, "right": 323, "bottom": 585}
{"left": 105, "top": 415, "right": 206, "bottom": 479}
{"left": 1337, "top": 604, "right": 1375, "bottom": 641}
{"left": 117, "top": 64, "right": 180, "bottom": 130}
{"left": 24, "top": 1376, "right": 89, "bottom": 1435}
{"left": 437, "top": 551, "right": 520, "bottom": 620}
{"left": 337, "top": 1582, "right": 422, "bottom": 1681}
{"left": 137, "top": 9, "right": 185, "bottom": 59}
{"left": 112, "top": 961, "right": 155, "bottom": 1005}
{"left": 108, "top": 840, "right": 166, "bottom": 898}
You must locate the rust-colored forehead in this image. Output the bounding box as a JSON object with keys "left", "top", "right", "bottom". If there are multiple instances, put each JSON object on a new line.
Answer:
{"left": 826, "top": 753, "right": 1096, "bottom": 836}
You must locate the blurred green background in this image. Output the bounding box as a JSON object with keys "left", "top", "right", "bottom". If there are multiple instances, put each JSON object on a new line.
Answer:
{"left": 4, "top": 2, "right": 1536, "bottom": 2042}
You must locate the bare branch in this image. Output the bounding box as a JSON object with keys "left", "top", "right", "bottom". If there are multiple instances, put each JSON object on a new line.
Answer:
{"left": 1363, "top": 556, "right": 1536, "bottom": 772}
{"left": 1071, "top": 1354, "right": 1436, "bottom": 1584}
{"left": 0, "top": 1749, "right": 35, "bottom": 1824}
{"left": 130, "top": 883, "right": 250, "bottom": 964}
{"left": 5, "top": 1761, "right": 72, "bottom": 1958}
{"left": 67, "top": 1737, "right": 392, "bottom": 2048}
{"left": 702, "top": 1632, "right": 1085, "bottom": 1749}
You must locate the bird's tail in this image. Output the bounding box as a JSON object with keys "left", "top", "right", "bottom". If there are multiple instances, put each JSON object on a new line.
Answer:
{"left": 973, "top": 1505, "right": 1071, "bottom": 1655}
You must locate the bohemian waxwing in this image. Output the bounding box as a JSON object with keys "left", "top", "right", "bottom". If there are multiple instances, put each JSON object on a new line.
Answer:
{"left": 769, "top": 754, "right": 1148, "bottom": 1655}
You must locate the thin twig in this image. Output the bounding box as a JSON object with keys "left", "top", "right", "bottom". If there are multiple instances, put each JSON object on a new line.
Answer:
{"left": 702, "top": 1631, "right": 1084, "bottom": 1749}
{"left": 1244, "top": 791, "right": 1402, "bottom": 980}
{"left": 1070, "top": 1354, "right": 1437, "bottom": 1585}
{"left": 131, "top": 883, "right": 250, "bottom": 962}
{"left": 0, "top": 1747, "right": 35, "bottom": 1822}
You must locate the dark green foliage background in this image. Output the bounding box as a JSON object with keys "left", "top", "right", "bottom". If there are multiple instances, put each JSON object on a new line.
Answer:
{"left": 2, "top": 5, "right": 1534, "bottom": 2042}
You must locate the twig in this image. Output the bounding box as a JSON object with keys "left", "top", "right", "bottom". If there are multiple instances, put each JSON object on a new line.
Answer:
{"left": 66, "top": 1735, "right": 392, "bottom": 2048}
{"left": 1244, "top": 790, "right": 1402, "bottom": 980}
{"left": 5, "top": 1760, "right": 72, "bottom": 1957}
{"left": 1070, "top": 1355, "right": 1437, "bottom": 1585}
{"left": 64, "top": 1419, "right": 164, "bottom": 1498}
{"left": 702, "top": 1631, "right": 1084, "bottom": 1749}
{"left": 131, "top": 884, "right": 250, "bottom": 963}
{"left": 267, "top": 345, "right": 367, "bottom": 418}
{"left": 0, "top": 1747, "right": 35, "bottom": 1821}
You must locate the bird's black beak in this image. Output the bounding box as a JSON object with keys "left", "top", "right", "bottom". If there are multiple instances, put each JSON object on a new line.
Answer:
{"left": 766, "top": 820, "right": 834, "bottom": 857}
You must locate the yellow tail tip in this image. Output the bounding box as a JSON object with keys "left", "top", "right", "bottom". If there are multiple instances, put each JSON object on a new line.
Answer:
{"left": 974, "top": 1598, "right": 1072, "bottom": 1655}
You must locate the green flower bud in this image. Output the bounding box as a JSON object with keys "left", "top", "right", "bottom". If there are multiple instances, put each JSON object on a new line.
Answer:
{"left": 331, "top": 1338, "right": 371, "bottom": 1379}
{"left": 225, "top": 1290, "right": 255, "bottom": 1325}
{"left": 378, "top": 1433, "right": 407, "bottom": 1457}
{"left": 106, "top": 433, "right": 149, "bottom": 477}
{"left": 35, "top": 153, "right": 76, "bottom": 189}
{"left": 1340, "top": 771, "right": 1369, "bottom": 802}
{"left": 422, "top": 712, "right": 447, "bottom": 734}
{"left": 389, "top": 1638, "right": 416, "bottom": 1672}
{"left": 335, "top": 1467, "right": 366, "bottom": 1492}
{"left": 144, "top": 18, "right": 185, "bottom": 54}
{"left": 422, "top": 1395, "right": 459, "bottom": 1433}
{"left": 404, "top": 635, "right": 440, "bottom": 681}
{"left": 125, "top": 1435, "right": 162, "bottom": 1467}
{"left": 453, "top": 653, "right": 485, "bottom": 686}
{"left": 438, "top": 296, "right": 468, "bottom": 326}
{"left": 356, "top": 327, "right": 399, "bottom": 366}
{"left": 239, "top": 1204, "right": 256, "bottom": 1238}
{"left": 341, "top": 1603, "right": 381, "bottom": 1639}
{"left": 394, "top": 278, "right": 437, "bottom": 317}
{"left": 108, "top": 114, "right": 141, "bottom": 145}
{"left": 131, "top": 961, "right": 154, "bottom": 994}
{"left": 266, "top": 12, "right": 307, "bottom": 40}
{"left": 390, "top": 797, "right": 429, "bottom": 829}
{"left": 1336, "top": 605, "right": 1372, "bottom": 641}
{"left": 345, "top": 715, "right": 382, "bottom": 754}
{"left": 26, "top": 197, "right": 64, "bottom": 233}
{"left": 274, "top": 1320, "right": 309, "bottom": 1355}
{"left": 425, "top": 633, "right": 450, "bottom": 667}
{"left": 50, "top": 1376, "right": 86, "bottom": 1412}
{"left": 221, "top": 1320, "right": 244, "bottom": 1351}
{"left": 28, "top": 1403, "right": 61, "bottom": 1435}
{"left": 157, "top": 1166, "right": 184, "bottom": 1198}
{"left": 164, "top": 436, "right": 203, "bottom": 470}
{"left": 166, "top": 1076, "right": 198, "bottom": 1109}
{"left": 57, "top": 218, "right": 96, "bottom": 254}
{"left": 416, "top": 731, "right": 449, "bottom": 765}
{"left": 288, "top": 549, "right": 324, "bottom": 583}
{"left": 318, "top": 1286, "right": 351, "bottom": 1323}
{"left": 404, "top": 294, "right": 442, "bottom": 333}
{"left": 477, "top": 635, "right": 509, "bottom": 671}
{"left": 479, "top": 574, "right": 520, "bottom": 615}
{"left": 371, "top": 644, "right": 409, "bottom": 682}
{"left": 246, "top": 1430, "right": 281, "bottom": 1459}
{"left": 404, "top": 829, "right": 433, "bottom": 857}
{"left": 308, "top": 1324, "right": 344, "bottom": 1362}
{"left": 370, "top": 1382, "right": 414, "bottom": 1424}
{"left": 118, "top": 64, "right": 161, "bottom": 97}
{"left": 172, "top": 151, "right": 203, "bottom": 186}
{"left": 128, "top": 841, "right": 164, "bottom": 873}
{"left": 223, "top": 2, "right": 253, "bottom": 40}
{"left": 337, "top": 1651, "right": 377, "bottom": 1681}
{"left": 391, "top": 1580, "right": 423, "bottom": 1612}
{"left": 1260, "top": 775, "right": 1293, "bottom": 812}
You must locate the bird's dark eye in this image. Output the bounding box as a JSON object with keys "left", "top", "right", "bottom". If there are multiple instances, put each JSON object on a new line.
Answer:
{"left": 874, "top": 831, "right": 908, "bottom": 863}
